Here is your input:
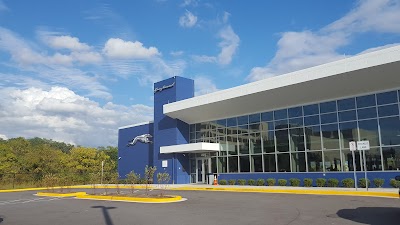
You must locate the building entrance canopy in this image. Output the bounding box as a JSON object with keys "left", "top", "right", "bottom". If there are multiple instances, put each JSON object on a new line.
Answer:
{"left": 160, "top": 143, "right": 220, "bottom": 154}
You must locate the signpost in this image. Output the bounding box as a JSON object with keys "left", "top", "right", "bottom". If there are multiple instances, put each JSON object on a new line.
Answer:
{"left": 349, "top": 141, "right": 358, "bottom": 190}
{"left": 357, "top": 140, "right": 370, "bottom": 191}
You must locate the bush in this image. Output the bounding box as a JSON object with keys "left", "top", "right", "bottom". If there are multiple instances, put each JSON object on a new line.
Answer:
{"left": 238, "top": 179, "right": 246, "bottom": 185}
{"left": 316, "top": 178, "right": 326, "bottom": 187}
{"left": 289, "top": 178, "right": 300, "bottom": 187}
{"left": 390, "top": 179, "right": 400, "bottom": 188}
{"left": 219, "top": 179, "right": 227, "bottom": 185}
{"left": 373, "top": 178, "right": 384, "bottom": 188}
{"left": 327, "top": 178, "right": 339, "bottom": 187}
{"left": 278, "top": 179, "right": 287, "bottom": 186}
{"left": 228, "top": 179, "right": 236, "bottom": 185}
{"left": 257, "top": 178, "right": 265, "bottom": 186}
{"left": 342, "top": 178, "right": 355, "bottom": 188}
{"left": 266, "top": 178, "right": 276, "bottom": 186}
{"left": 358, "top": 178, "right": 371, "bottom": 188}
{"left": 247, "top": 179, "right": 256, "bottom": 186}
{"left": 303, "top": 178, "right": 313, "bottom": 187}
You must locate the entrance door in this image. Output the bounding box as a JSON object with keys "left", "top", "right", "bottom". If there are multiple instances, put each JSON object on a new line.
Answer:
{"left": 196, "top": 158, "right": 210, "bottom": 183}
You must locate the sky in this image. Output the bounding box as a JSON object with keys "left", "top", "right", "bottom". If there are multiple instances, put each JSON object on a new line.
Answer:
{"left": 0, "top": 0, "right": 399, "bottom": 147}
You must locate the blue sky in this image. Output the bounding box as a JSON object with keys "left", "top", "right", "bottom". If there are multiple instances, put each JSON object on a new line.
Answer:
{"left": 0, "top": 0, "right": 399, "bottom": 146}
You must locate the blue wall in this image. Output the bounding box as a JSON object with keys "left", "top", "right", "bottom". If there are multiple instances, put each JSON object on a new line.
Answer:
{"left": 217, "top": 171, "right": 400, "bottom": 188}
{"left": 153, "top": 76, "right": 194, "bottom": 184}
{"left": 118, "top": 123, "right": 153, "bottom": 179}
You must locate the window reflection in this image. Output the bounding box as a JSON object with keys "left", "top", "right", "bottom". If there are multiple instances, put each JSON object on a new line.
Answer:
{"left": 379, "top": 117, "right": 400, "bottom": 146}
{"left": 307, "top": 151, "right": 323, "bottom": 172}
{"left": 264, "top": 154, "right": 276, "bottom": 172}
{"left": 291, "top": 152, "right": 306, "bottom": 172}
{"left": 339, "top": 122, "right": 358, "bottom": 149}
{"left": 382, "top": 146, "right": 400, "bottom": 170}
{"left": 321, "top": 124, "right": 340, "bottom": 150}
{"left": 364, "top": 148, "right": 382, "bottom": 171}
{"left": 323, "top": 150, "right": 341, "bottom": 171}
{"left": 228, "top": 156, "right": 238, "bottom": 173}
{"left": 289, "top": 128, "right": 305, "bottom": 151}
{"left": 240, "top": 156, "right": 250, "bottom": 172}
{"left": 277, "top": 154, "right": 290, "bottom": 172}
{"left": 305, "top": 126, "right": 321, "bottom": 150}
{"left": 251, "top": 155, "right": 263, "bottom": 172}
{"left": 276, "top": 129, "right": 289, "bottom": 152}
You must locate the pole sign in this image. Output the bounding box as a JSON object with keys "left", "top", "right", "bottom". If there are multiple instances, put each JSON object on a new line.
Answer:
{"left": 349, "top": 141, "right": 357, "bottom": 151}
{"left": 357, "top": 141, "right": 370, "bottom": 151}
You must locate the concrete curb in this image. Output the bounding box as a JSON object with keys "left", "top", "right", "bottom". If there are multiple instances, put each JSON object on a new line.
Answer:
{"left": 36, "top": 192, "right": 87, "bottom": 197}
{"left": 75, "top": 194, "right": 183, "bottom": 203}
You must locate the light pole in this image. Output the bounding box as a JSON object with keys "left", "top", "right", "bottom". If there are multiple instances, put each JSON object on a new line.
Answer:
{"left": 101, "top": 161, "right": 104, "bottom": 185}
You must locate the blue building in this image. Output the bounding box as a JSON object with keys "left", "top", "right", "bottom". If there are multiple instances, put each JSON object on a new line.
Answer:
{"left": 118, "top": 45, "right": 400, "bottom": 187}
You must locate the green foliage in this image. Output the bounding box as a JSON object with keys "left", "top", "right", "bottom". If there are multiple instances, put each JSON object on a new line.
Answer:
{"left": 316, "top": 178, "right": 327, "bottom": 187}
{"left": 327, "top": 178, "right": 339, "bottom": 187}
{"left": 289, "top": 178, "right": 300, "bottom": 187}
{"left": 219, "top": 179, "right": 227, "bottom": 185}
{"left": 266, "top": 178, "right": 276, "bottom": 186}
{"left": 144, "top": 165, "right": 157, "bottom": 184}
{"left": 358, "top": 178, "right": 371, "bottom": 188}
{"left": 257, "top": 178, "right": 265, "bottom": 186}
{"left": 237, "top": 179, "right": 246, "bottom": 185}
{"left": 228, "top": 179, "right": 236, "bottom": 185}
{"left": 157, "top": 172, "right": 170, "bottom": 197}
{"left": 342, "top": 178, "right": 355, "bottom": 188}
{"left": 303, "top": 178, "right": 313, "bottom": 187}
{"left": 373, "top": 178, "right": 384, "bottom": 188}
{"left": 389, "top": 179, "right": 400, "bottom": 188}
{"left": 278, "top": 179, "right": 287, "bottom": 186}
{"left": 247, "top": 179, "right": 256, "bottom": 186}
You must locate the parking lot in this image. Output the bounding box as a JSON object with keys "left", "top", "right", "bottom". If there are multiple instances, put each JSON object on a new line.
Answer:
{"left": 1, "top": 189, "right": 399, "bottom": 225}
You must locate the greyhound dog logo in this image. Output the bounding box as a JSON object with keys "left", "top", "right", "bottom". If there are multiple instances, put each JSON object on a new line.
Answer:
{"left": 127, "top": 134, "right": 153, "bottom": 147}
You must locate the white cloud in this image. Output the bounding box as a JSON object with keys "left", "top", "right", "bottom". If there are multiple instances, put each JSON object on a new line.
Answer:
{"left": 247, "top": 0, "right": 400, "bottom": 82}
{"left": 103, "top": 38, "right": 160, "bottom": 59}
{"left": 180, "top": 0, "right": 198, "bottom": 7}
{"left": 191, "top": 55, "right": 216, "bottom": 63}
{"left": 43, "top": 35, "right": 90, "bottom": 51}
{"left": 0, "top": 134, "right": 7, "bottom": 140}
{"left": 0, "top": 86, "right": 153, "bottom": 146}
{"left": 179, "top": 10, "right": 198, "bottom": 28}
{"left": 194, "top": 76, "right": 218, "bottom": 96}
{"left": 170, "top": 50, "right": 184, "bottom": 57}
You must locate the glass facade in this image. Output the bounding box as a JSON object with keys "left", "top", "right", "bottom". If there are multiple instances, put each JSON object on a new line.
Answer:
{"left": 189, "top": 89, "right": 400, "bottom": 175}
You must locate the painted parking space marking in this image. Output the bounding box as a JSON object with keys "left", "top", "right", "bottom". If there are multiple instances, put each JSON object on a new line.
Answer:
{"left": 0, "top": 197, "right": 62, "bottom": 206}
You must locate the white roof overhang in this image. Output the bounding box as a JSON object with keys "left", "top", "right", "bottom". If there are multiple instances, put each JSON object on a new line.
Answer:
{"left": 164, "top": 45, "right": 400, "bottom": 124}
{"left": 160, "top": 143, "right": 220, "bottom": 154}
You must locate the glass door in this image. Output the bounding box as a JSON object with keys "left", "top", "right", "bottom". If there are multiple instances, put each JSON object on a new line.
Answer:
{"left": 196, "top": 158, "right": 210, "bottom": 183}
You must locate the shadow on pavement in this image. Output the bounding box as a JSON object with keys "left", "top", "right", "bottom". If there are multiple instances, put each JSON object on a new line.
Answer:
{"left": 337, "top": 207, "right": 400, "bottom": 225}
{"left": 0, "top": 217, "right": 3, "bottom": 223}
{"left": 92, "top": 206, "right": 117, "bottom": 225}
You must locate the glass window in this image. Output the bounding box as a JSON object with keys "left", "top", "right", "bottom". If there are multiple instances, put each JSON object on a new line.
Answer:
{"left": 291, "top": 152, "right": 306, "bottom": 172}
{"left": 217, "top": 119, "right": 227, "bottom": 127}
{"left": 239, "top": 156, "right": 250, "bottom": 172}
{"left": 379, "top": 117, "right": 400, "bottom": 146}
{"left": 219, "top": 141, "right": 228, "bottom": 156}
{"left": 364, "top": 148, "right": 382, "bottom": 171}
{"left": 289, "top": 117, "right": 303, "bottom": 128}
{"left": 274, "top": 109, "right": 288, "bottom": 120}
{"left": 211, "top": 157, "right": 217, "bottom": 173}
{"left": 264, "top": 154, "right": 276, "bottom": 172}
{"left": 237, "top": 115, "right": 248, "bottom": 125}
{"left": 359, "top": 119, "right": 380, "bottom": 146}
{"left": 228, "top": 156, "right": 238, "bottom": 173}
{"left": 377, "top": 91, "right": 398, "bottom": 105}
{"left": 249, "top": 113, "right": 260, "bottom": 124}
{"left": 190, "top": 132, "right": 196, "bottom": 140}
{"left": 251, "top": 155, "right": 263, "bottom": 172}
{"left": 190, "top": 159, "right": 196, "bottom": 173}
{"left": 289, "top": 128, "right": 305, "bottom": 151}
{"left": 262, "top": 131, "right": 275, "bottom": 153}
{"left": 338, "top": 98, "right": 355, "bottom": 111}
{"left": 274, "top": 119, "right": 288, "bottom": 129}
{"left": 249, "top": 123, "right": 260, "bottom": 133}
{"left": 249, "top": 133, "right": 262, "bottom": 154}
{"left": 260, "top": 121, "right": 274, "bottom": 132}
{"left": 190, "top": 124, "right": 195, "bottom": 133}
{"left": 320, "top": 101, "right": 337, "bottom": 113}
{"left": 305, "top": 126, "right": 322, "bottom": 150}
{"left": 288, "top": 106, "right": 303, "bottom": 118}
{"left": 378, "top": 104, "right": 399, "bottom": 117}
{"left": 339, "top": 122, "right": 358, "bottom": 149}
{"left": 338, "top": 110, "right": 357, "bottom": 122}
{"left": 357, "top": 107, "right": 377, "bottom": 120}
{"left": 323, "top": 150, "right": 342, "bottom": 172}
{"left": 321, "top": 112, "right": 337, "bottom": 124}
{"left": 303, "top": 104, "right": 319, "bottom": 116}
{"left": 238, "top": 125, "right": 248, "bottom": 134}
{"left": 275, "top": 129, "right": 289, "bottom": 152}
{"left": 382, "top": 146, "right": 400, "bottom": 170}
{"left": 307, "top": 151, "right": 323, "bottom": 172}
{"left": 277, "top": 154, "right": 290, "bottom": 172}
{"left": 321, "top": 124, "right": 340, "bottom": 150}
{"left": 238, "top": 134, "right": 249, "bottom": 155}
{"left": 227, "top": 136, "right": 238, "bottom": 155}
{"left": 356, "top": 94, "right": 375, "bottom": 108}
{"left": 341, "top": 150, "right": 362, "bottom": 171}
{"left": 227, "top": 118, "right": 237, "bottom": 127}
{"left": 218, "top": 157, "right": 227, "bottom": 173}
{"left": 304, "top": 115, "right": 320, "bottom": 126}
{"left": 195, "top": 123, "right": 201, "bottom": 131}
{"left": 261, "top": 112, "right": 273, "bottom": 121}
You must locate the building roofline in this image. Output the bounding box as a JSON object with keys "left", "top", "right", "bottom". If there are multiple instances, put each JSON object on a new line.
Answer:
{"left": 118, "top": 121, "right": 154, "bottom": 130}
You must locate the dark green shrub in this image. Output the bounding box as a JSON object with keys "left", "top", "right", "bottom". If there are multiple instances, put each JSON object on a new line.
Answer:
{"left": 219, "top": 179, "right": 227, "bottom": 185}
{"left": 266, "top": 178, "right": 276, "bottom": 186}
{"left": 289, "top": 178, "right": 300, "bottom": 187}
{"left": 373, "top": 178, "right": 384, "bottom": 188}
{"left": 303, "top": 178, "right": 313, "bottom": 187}
{"left": 237, "top": 179, "right": 246, "bottom": 185}
{"left": 278, "top": 179, "right": 287, "bottom": 186}
{"left": 358, "top": 178, "right": 371, "bottom": 188}
{"left": 228, "top": 179, "right": 236, "bottom": 185}
{"left": 247, "top": 179, "right": 256, "bottom": 186}
{"left": 316, "top": 178, "right": 326, "bottom": 187}
{"left": 257, "top": 178, "right": 265, "bottom": 186}
{"left": 342, "top": 178, "right": 355, "bottom": 188}
{"left": 390, "top": 179, "right": 400, "bottom": 188}
{"left": 327, "top": 178, "right": 339, "bottom": 187}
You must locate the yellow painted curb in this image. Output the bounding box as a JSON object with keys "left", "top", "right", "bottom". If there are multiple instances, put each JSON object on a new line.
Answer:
{"left": 0, "top": 185, "right": 151, "bottom": 193}
{"left": 76, "top": 194, "right": 182, "bottom": 203}
{"left": 36, "top": 192, "right": 87, "bottom": 197}
{"left": 170, "top": 187, "right": 400, "bottom": 198}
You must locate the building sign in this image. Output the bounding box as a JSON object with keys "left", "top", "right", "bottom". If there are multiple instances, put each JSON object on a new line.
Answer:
{"left": 154, "top": 82, "right": 175, "bottom": 93}
{"left": 127, "top": 134, "right": 152, "bottom": 147}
